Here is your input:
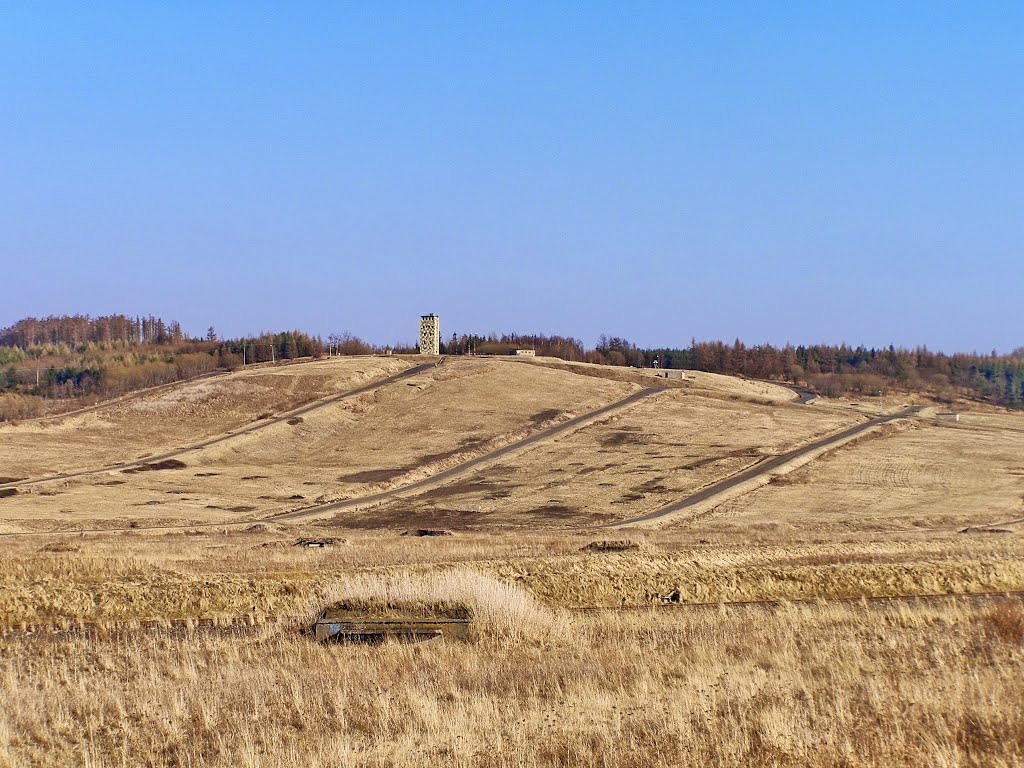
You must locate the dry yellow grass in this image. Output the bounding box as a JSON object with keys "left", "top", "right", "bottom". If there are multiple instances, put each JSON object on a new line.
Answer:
{"left": 1, "top": 594, "right": 1020, "bottom": 767}
{"left": 509, "top": 356, "right": 802, "bottom": 404}
{"left": 354, "top": 386, "right": 864, "bottom": 527}
{"left": 0, "top": 356, "right": 410, "bottom": 480}
{"left": 705, "top": 413, "right": 1024, "bottom": 534}
{"left": 2, "top": 356, "right": 1023, "bottom": 766}
{"left": 2, "top": 531, "right": 1022, "bottom": 625}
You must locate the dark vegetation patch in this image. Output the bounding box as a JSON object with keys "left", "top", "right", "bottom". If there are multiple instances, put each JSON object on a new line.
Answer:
{"left": 484, "top": 489, "right": 514, "bottom": 499}
{"left": 337, "top": 468, "right": 408, "bottom": 483}
{"left": 134, "top": 500, "right": 167, "bottom": 506}
{"left": 417, "top": 438, "right": 490, "bottom": 467}
{"left": 254, "top": 412, "right": 273, "bottom": 421}
{"left": 677, "top": 448, "right": 762, "bottom": 472}
{"left": 287, "top": 417, "right": 304, "bottom": 426}
{"left": 123, "top": 459, "right": 187, "bottom": 474}
{"left": 611, "top": 493, "right": 645, "bottom": 504}
{"left": 39, "top": 540, "right": 80, "bottom": 553}
{"left": 600, "top": 428, "right": 646, "bottom": 448}
{"left": 417, "top": 480, "right": 499, "bottom": 501}
{"left": 0, "top": 477, "right": 24, "bottom": 485}
{"left": 979, "top": 601, "right": 1024, "bottom": 646}
{"left": 582, "top": 540, "right": 640, "bottom": 553}
{"left": 961, "top": 526, "right": 1013, "bottom": 535}
{"left": 401, "top": 529, "right": 452, "bottom": 537}
{"left": 578, "top": 462, "right": 620, "bottom": 476}
{"left": 530, "top": 408, "right": 563, "bottom": 424}
{"left": 97, "top": 480, "right": 126, "bottom": 486}
{"left": 0, "top": 488, "right": 18, "bottom": 499}
{"left": 195, "top": 472, "right": 221, "bottom": 477}
{"left": 632, "top": 478, "right": 670, "bottom": 494}
{"left": 259, "top": 494, "right": 305, "bottom": 501}
{"left": 330, "top": 505, "right": 482, "bottom": 530}
{"left": 206, "top": 504, "right": 257, "bottom": 513}
{"left": 526, "top": 504, "right": 577, "bottom": 518}
{"left": 241, "top": 475, "right": 269, "bottom": 481}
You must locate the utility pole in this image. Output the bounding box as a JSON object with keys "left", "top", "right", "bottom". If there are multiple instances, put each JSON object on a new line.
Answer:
{"left": 242, "top": 345, "right": 246, "bottom": 366}
{"left": 270, "top": 344, "right": 275, "bottom": 364}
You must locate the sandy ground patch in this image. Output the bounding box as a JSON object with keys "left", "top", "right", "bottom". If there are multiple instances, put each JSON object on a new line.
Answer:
{"left": 0, "top": 356, "right": 410, "bottom": 479}
{"left": 702, "top": 414, "right": 1024, "bottom": 534}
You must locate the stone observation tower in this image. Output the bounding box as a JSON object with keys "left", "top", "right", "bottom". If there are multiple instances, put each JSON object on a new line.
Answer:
{"left": 419, "top": 314, "right": 440, "bottom": 355}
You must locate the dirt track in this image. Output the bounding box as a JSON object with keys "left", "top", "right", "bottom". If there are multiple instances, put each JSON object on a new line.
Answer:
{"left": 612, "top": 405, "right": 922, "bottom": 526}
{"left": 0, "top": 382, "right": 663, "bottom": 536}
{"left": 274, "top": 386, "right": 666, "bottom": 522}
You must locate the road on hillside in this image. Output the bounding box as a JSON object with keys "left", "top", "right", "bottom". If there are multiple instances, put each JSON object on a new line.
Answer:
{"left": 0, "top": 363, "right": 434, "bottom": 490}
{"left": 274, "top": 386, "right": 666, "bottom": 522}
{"left": 747, "top": 378, "right": 817, "bottom": 404}
{"left": 611, "top": 404, "right": 923, "bottom": 526}
{"left": 781, "top": 383, "right": 818, "bottom": 404}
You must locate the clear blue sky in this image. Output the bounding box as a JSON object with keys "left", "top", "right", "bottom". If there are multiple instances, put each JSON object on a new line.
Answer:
{"left": 2, "top": 3, "right": 1021, "bottom": 352}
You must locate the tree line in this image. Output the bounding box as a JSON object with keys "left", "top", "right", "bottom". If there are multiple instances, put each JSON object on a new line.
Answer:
{"left": 0, "top": 314, "right": 351, "bottom": 420}
{"left": 441, "top": 333, "right": 587, "bottom": 360}
{"left": 2, "top": 314, "right": 1021, "bottom": 416}
{"left": 0, "top": 314, "right": 185, "bottom": 347}
{"left": 439, "top": 331, "right": 1024, "bottom": 408}
{"left": 594, "top": 338, "right": 1024, "bottom": 407}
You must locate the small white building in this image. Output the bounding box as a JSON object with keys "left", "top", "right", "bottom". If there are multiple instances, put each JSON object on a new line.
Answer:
{"left": 513, "top": 349, "right": 536, "bottom": 356}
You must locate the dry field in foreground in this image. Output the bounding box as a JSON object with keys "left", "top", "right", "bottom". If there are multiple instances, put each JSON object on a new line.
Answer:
{"left": 1, "top": 529, "right": 1022, "bottom": 624}
{"left": 1, "top": 578, "right": 1021, "bottom": 768}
